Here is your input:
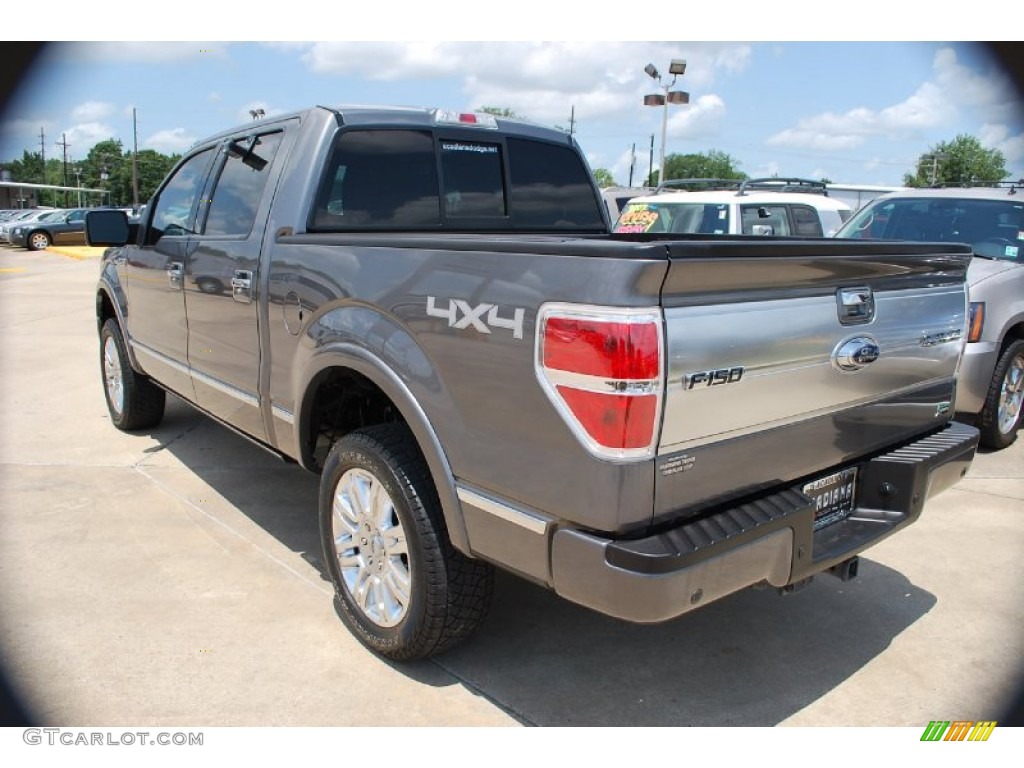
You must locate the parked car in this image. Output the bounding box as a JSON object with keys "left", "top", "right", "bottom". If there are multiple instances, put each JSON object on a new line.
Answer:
{"left": 613, "top": 178, "right": 852, "bottom": 237}
{"left": 0, "top": 209, "right": 63, "bottom": 244}
{"left": 10, "top": 207, "right": 90, "bottom": 250}
{"left": 834, "top": 184, "right": 1024, "bottom": 449}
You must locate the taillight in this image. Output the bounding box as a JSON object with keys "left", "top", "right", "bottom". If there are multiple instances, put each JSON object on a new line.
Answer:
{"left": 536, "top": 304, "right": 663, "bottom": 460}
{"left": 968, "top": 302, "right": 985, "bottom": 343}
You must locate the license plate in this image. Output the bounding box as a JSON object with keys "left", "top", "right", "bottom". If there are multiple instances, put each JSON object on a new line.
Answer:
{"left": 803, "top": 467, "right": 858, "bottom": 530}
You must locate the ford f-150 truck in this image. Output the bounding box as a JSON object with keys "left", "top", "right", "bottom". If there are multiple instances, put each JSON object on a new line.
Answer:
{"left": 87, "top": 105, "right": 980, "bottom": 660}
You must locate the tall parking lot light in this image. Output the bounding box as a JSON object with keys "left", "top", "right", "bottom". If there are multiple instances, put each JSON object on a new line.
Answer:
{"left": 643, "top": 59, "right": 689, "bottom": 186}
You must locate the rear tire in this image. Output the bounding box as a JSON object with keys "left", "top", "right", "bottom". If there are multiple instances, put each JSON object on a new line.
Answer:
{"left": 319, "top": 423, "right": 493, "bottom": 660}
{"left": 978, "top": 338, "right": 1024, "bottom": 450}
{"left": 100, "top": 318, "right": 166, "bottom": 430}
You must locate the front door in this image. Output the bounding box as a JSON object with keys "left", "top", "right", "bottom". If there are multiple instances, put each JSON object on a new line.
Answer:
{"left": 123, "top": 147, "right": 216, "bottom": 398}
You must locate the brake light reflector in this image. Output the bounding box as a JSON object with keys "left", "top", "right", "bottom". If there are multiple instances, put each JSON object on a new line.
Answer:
{"left": 536, "top": 304, "right": 663, "bottom": 460}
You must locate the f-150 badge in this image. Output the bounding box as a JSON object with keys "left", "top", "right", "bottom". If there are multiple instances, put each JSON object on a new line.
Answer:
{"left": 427, "top": 296, "right": 525, "bottom": 340}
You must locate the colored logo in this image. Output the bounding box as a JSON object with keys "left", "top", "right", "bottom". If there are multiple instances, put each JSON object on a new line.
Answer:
{"left": 920, "top": 720, "right": 997, "bottom": 741}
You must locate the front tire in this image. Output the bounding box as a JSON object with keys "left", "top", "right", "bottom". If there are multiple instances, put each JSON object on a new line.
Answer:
{"left": 100, "top": 318, "right": 166, "bottom": 430}
{"left": 319, "top": 424, "right": 493, "bottom": 660}
{"left": 978, "top": 338, "right": 1024, "bottom": 450}
{"left": 27, "top": 231, "right": 51, "bottom": 251}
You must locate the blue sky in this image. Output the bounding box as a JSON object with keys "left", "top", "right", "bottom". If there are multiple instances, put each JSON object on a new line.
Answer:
{"left": 3, "top": 36, "right": 1022, "bottom": 188}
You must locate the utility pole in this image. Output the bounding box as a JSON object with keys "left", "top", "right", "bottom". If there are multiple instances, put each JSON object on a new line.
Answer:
{"left": 56, "top": 133, "right": 70, "bottom": 207}
{"left": 39, "top": 126, "right": 46, "bottom": 206}
{"left": 568, "top": 105, "right": 576, "bottom": 137}
{"left": 628, "top": 143, "right": 636, "bottom": 187}
{"left": 132, "top": 107, "right": 140, "bottom": 207}
{"left": 648, "top": 134, "right": 654, "bottom": 187}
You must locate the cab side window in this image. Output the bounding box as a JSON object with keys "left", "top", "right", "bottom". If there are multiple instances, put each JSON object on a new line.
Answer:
{"left": 148, "top": 148, "right": 215, "bottom": 243}
{"left": 202, "top": 132, "right": 284, "bottom": 237}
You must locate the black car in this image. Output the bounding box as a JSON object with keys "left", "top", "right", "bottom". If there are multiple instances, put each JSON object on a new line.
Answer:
{"left": 10, "top": 208, "right": 89, "bottom": 250}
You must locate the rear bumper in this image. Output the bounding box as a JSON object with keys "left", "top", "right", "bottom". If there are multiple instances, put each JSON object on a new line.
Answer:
{"left": 551, "top": 421, "right": 979, "bottom": 623}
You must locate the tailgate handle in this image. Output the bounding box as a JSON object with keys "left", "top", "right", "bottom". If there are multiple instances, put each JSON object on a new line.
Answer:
{"left": 837, "top": 286, "right": 874, "bottom": 325}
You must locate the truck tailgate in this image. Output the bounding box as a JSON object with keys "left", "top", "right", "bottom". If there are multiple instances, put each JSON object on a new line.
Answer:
{"left": 654, "top": 239, "right": 973, "bottom": 522}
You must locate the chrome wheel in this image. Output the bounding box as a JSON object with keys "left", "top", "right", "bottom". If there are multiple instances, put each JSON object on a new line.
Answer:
{"left": 103, "top": 334, "right": 125, "bottom": 417}
{"left": 29, "top": 232, "right": 50, "bottom": 250}
{"left": 997, "top": 350, "right": 1024, "bottom": 435}
{"left": 331, "top": 467, "right": 410, "bottom": 628}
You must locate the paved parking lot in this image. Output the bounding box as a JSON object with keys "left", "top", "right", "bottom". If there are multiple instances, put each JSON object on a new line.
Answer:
{"left": 1, "top": 245, "right": 1022, "bottom": 727}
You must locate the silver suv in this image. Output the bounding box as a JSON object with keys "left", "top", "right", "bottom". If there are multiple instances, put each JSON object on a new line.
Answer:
{"left": 835, "top": 184, "right": 1024, "bottom": 449}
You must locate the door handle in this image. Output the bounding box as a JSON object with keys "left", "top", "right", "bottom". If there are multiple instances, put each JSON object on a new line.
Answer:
{"left": 167, "top": 261, "right": 183, "bottom": 289}
{"left": 231, "top": 270, "right": 253, "bottom": 304}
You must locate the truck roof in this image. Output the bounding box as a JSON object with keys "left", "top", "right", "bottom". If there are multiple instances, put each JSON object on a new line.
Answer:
{"left": 192, "top": 104, "right": 576, "bottom": 148}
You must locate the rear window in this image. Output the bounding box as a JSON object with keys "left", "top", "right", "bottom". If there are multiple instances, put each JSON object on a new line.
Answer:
{"left": 311, "top": 129, "right": 603, "bottom": 232}
{"left": 506, "top": 138, "right": 604, "bottom": 229}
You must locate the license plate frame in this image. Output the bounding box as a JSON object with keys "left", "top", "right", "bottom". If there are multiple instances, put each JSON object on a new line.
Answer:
{"left": 803, "top": 467, "right": 858, "bottom": 530}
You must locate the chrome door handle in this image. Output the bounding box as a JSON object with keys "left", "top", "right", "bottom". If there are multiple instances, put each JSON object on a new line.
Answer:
{"left": 167, "top": 261, "right": 183, "bottom": 289}
{"left": 231, "top": 270, "right": 253, "bottom": 304}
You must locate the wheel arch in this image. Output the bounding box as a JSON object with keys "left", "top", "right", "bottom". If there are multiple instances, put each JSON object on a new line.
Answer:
{"left": 295, "top": 345, "right": 471, "bottom": 555}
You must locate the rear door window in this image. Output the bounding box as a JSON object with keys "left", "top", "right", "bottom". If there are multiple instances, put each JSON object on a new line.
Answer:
{"left": 202, "top": 131, "right": 284, "bottom": 237}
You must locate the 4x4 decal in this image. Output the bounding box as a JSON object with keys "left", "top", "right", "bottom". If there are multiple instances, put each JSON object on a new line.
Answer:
{"left": 427, "top": 296, "right": 525, "bottom": 340}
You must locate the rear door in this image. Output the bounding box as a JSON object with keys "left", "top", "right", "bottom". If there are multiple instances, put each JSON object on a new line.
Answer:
{"left": 184, "top": 125, "right": 292, "bottom": 440}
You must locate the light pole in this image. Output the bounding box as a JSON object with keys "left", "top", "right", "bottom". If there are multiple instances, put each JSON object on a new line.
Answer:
{"left": 643, "top": 59, "right": 689, "bottom": 187}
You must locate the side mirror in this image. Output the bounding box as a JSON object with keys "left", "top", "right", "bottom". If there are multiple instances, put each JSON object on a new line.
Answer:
{"left": 86, "top": 209, "right": 129, "bottom": 247}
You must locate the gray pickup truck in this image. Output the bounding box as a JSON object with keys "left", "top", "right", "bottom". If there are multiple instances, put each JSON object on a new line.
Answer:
{"left": 87, "top": 105, "right": 980, "bottom": 660}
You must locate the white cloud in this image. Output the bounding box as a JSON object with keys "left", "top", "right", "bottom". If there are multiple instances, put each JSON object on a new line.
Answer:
{"left": 664, "top": 94, "right": 726, "bottom": 141}
{"left": 767, "top": 46, "right": 1024, "bottom": 155}
{"left": 979, "top": 123, "right": 1024, "bottom": 167}
{"left": 63, "top": 122, "right": 118, "bottom": 149}
{"left": 144, "top": 128, "right": 197, "bottom": 153}
{"left": 292, "top": 41, "right": 750, "bottom": 124}
{"left": 71, "top": 101, "right": 114, "bottom": 123}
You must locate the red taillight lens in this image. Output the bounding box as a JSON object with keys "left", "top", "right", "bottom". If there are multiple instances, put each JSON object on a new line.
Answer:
{"left": 537, "top": 306, "right": 663, "bottom": 460}
{"left": 556, "top": 387, "right": 659, "bottom": 450}
{"left": 543, "top": 318, "right": 660, "bottom": 379}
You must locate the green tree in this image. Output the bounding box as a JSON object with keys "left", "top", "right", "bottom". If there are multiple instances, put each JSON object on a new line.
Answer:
{"left": 592, "top": 168, "right": 616, "bottom": 187}
{"left": 647, "top": 149, "right": 746, "bottom": 186}
{"left": 82, "top": 139, "right": 128, "bottom": 205}
{"left": 7, "top": 150, "right": 44, "bottom": 186}
{"left": 904, "top": 135, "right": 1009, "bottom": 187}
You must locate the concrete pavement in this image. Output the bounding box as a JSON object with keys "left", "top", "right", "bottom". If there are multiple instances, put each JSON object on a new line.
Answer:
{"left": 1, "top": 246, "right": 1021, "bottom": 726}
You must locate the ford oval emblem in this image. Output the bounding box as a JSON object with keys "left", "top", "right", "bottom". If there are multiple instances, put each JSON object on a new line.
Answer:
{"left": 833, "top": 336, "right": 881, "bottom": 372}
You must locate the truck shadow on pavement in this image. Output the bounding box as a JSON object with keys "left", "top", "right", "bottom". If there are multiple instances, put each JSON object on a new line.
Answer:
{"left": 151, "top": 398, "right": 937, "bottom": 727}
